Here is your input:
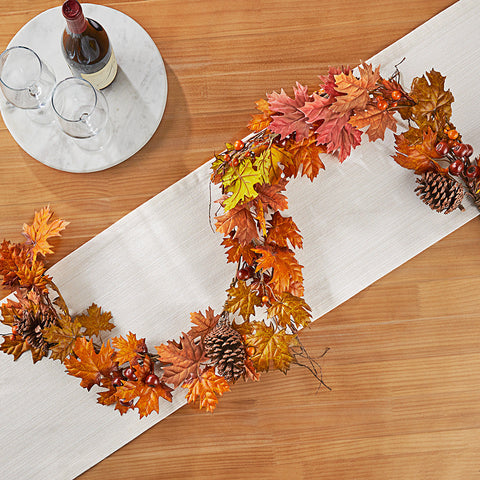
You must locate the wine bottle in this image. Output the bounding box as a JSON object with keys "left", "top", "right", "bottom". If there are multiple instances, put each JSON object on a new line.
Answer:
{"left": 61, "top": 0, "right": 117, "bottom": 89}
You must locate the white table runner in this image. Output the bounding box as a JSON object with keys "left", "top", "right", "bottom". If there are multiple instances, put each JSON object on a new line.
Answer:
{"left": 1, "top": 1, "right": 479, "bottom": 478}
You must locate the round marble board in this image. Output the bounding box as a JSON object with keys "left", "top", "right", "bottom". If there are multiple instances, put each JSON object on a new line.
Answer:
{"left": 0, "top": 4, "right": 168, "bottom": 173}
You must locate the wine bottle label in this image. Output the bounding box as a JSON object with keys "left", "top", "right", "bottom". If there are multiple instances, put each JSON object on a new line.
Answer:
{"left": 80, "top": 50, "right": 118, "bottom": 90}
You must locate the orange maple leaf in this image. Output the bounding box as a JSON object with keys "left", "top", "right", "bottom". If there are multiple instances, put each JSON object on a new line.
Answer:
{"left": 16, "top": 260, "right": 51, "bottom": 292}
{"left": 0, "top": 241, "right": 29, "bottom": 287}
{"left": 188, "top": 308, "right": 220, "bottom": 340}
{"left": 332, "top": 63, "right": 380, "bottom": 113}
{"left": 183, "top": 367, "right": 230, "bottom": 413}
{"left": 43, "top": 314, "right": 83, "bottom": 362}
{"left": 64, "top": 337, "right": 116, "bottom": 391}
{"left": 111, "top": 332, "right": 147, "bottom": 366}
{"left": 252, "top": 245, "right": 304, "bottom": 295}
{"left": 225, "top": 280, "right": 262, "bottom": 321}
{"left": 285, "top": 133, "right": 326, "bottom": 180}
{"left": 254, "top": 178, "right": 289, "bottom": 211}
{"left": 349, "top": 104, "right": 398, "bottom": 142}
{"left": 155, "top": 333, "right": 206, "bottom": 388}
{"left": 215, "top": 203, "right": 259, "bottom": 246}
{"left": 266, "top": 212, "right": 303, "bottom": 249}
{"left": 393, "top": 128, "right": 447, "bottom": 174}
{"left": 22, "top": 206, "right": 69, "bottom": 260}
{"left": 248, "top": 98, "right": 272, "bottom": 132}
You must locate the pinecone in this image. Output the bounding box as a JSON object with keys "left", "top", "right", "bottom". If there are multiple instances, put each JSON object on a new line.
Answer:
{"left": 204, "top": 318, "right": 245, "bottom": 382}
{"left": 14, "top": 308, "right": 55, "bottom": 354}
{"left": 414, "top": 171, "right": 464, "bottom": 214}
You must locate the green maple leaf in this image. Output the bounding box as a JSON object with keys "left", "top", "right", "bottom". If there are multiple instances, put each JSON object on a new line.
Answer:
{"left": 225, "top": 280, "right": 262, "bottom": 321}
{"left": 221, "top": 159, "right": 263, "bottom": 211}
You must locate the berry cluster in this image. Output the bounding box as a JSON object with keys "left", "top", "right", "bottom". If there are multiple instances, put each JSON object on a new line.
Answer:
{"left": 376, "top": 89, "right": 403, "bottom": 110}
{"left": 236, "top": 261, "right": 271, "bottom": 306}
{"left": 434, "top": 129, "right": 477, "bottom": 180}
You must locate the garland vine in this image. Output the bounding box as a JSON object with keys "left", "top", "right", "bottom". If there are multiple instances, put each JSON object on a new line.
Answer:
{"left": 0, "top": 61, "right": 477, "bottom": 417}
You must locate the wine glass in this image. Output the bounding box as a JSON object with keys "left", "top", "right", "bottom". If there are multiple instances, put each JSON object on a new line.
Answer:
{"left": 51, "top": 77, "right": 112, "bottom": 151}
{"left": 0, "top": 46, "right": 56, "bottom": 124}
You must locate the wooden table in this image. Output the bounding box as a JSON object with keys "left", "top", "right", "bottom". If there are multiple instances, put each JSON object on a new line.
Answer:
{"left": 2, "top": 1, "right": 479, "bottom": 479}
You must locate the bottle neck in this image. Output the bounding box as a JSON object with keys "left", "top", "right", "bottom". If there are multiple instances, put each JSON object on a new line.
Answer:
{"left": 63, "top": 0, "right": 87, "bottom": 34}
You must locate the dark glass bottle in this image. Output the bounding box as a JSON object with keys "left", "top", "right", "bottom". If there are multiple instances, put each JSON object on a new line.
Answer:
{"left": 61, "top": 0, "right": 117, "bottom": 89}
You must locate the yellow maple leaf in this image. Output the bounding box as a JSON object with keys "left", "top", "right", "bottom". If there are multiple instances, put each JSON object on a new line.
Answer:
{"left": 267, "top": 292, "right": 312, "bottom": 329}
{"left": 22, "top": 206, "right": 69, "bottom": 260}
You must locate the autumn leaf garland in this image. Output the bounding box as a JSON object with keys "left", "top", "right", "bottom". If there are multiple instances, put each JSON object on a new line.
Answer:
{"left": 0, "top": 61, "right": 478, "bottom": 417}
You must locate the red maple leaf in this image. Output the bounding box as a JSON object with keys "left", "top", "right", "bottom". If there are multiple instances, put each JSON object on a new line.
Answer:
{"left": 267, "top": 82, "right": 311, "bottom": 141}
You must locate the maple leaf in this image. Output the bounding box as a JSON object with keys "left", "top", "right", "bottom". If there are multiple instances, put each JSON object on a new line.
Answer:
{"left": 215, "top": 203, "right": 258, "bottom": 245}
{"left": 134, "top": 383, "right": 173, "bottom": 418}
{"left": 254, "top": 145, "right": 292, "bottom": 184}
{"left": 188, "top": 307, "right": 220, "bottom": 340}
{"left": 254, "top": 177, "right": 289, "bottom": 211}
{"left": 16, "top": 260, "right": 51, "bottom": 292}
{"left": 64, "top": 338, "right": 116, "bottom": 391}
{"left": 255, "top": 199, "right": 267, "bottom": 237}
{"left": 0, "top": 241, "right": 29, "bottom": 287}
{"left": 301, "top": 93, "right": 362, "bottom": 162}
{"left": 319, "top": 65, "right": 351, "bottom": 97}
{"left": 155, "top": 333, "right": 206, "bottom": 388}
{"left": 221, "top": 237, "right": 257, "bottom": 265}
{"left": 393, "top": 128, "right": 447, "bottom": 174}
{"left": 245, "top": 322, "right": 298, "bottom": 373}
{"left": 243, "top": 357, "right": 260, "bottom": 382}
{"left": 183, "top": 367, "right": 230, "bottom": 413}
{"left": 221, "top": 159, "right": 264, "bottom": 211}
{"left": 267, "top": 82, "right": 311, "bottom": 141}
{"left": 0, "top": 334, "right": 32, "bottom": 361}
{"left": 266, "top": 212, "right": 303, "bottom": 249}
{"left": 248, "top": 98, "right": 272, "bottom": 132}
{"left": 76, "top": 303, "right": 115, "bottom": 338}
{"left": 111, "top": 332, "right": 147, "bottom": 366}
{"left": 0, "top": 298, "right": 21, "bottom": 327}
{"left": 406, "top": 70, "right": 454, "bottom": 132}
{"left": 22, "top": 206, "right": 69, "bottom": 260}
{"left": 225, "top": 280, "right": 262, "bottom": 321}
{"left": 284, "top": 133, "right": 326, "bottom": 180}
{"left": 43, "top": 314, "right": 83, "bottom": 362}
{"left": 349, "top": 104, "right": 398, "bottom": 142}
{"left": 267, "top": 292, "right": 312, "bottom": 329}
{"left": 331, "top": 63, "right": 380, "bottom": 113}
{"left": 252, "top": 245, "right": 304, "bottom": 295}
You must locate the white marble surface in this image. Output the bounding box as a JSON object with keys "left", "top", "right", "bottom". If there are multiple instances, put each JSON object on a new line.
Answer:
{"left": 0, "top": 4, "right": 167, "bottom": 173}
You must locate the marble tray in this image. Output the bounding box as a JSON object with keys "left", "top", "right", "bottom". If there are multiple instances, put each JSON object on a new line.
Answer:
{"left": 0, "top": 4, "right": 168, "bottom": 173}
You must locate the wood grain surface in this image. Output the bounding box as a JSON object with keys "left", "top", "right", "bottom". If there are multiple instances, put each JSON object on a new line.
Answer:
{"left": 2, "top": 1, "right": 479, "bottom": 479}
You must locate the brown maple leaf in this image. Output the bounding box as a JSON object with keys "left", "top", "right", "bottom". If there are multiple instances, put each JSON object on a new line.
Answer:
{"left": 225, "top": 280, "right": 262, "bottom": 321}
{"left": 244, "top": 322, "right": 298, "bottom": 373}
{"left": 215, "top": 203, "right": 259, "bottom": 246}
{"left": 155, "top": 333, "right": 206, "bottom": 388}
{"left": 393, "top": 127, "right": 447, "bottom": 174}
{"left": 254, "top": 177, "right": 289, "bottom": 212}
{"left": 22, "top": 206, "right": 69, "bottom": 260}
{"left": 0, "top": 334, "right": 33, "bottom": 361}
{"left": 331, "top": 63, "right": 380, "bottom": 113}
{"left": 64, "top": 337, "right": 116, "bottom": 391}
{"left": 182, "top": 367, "right": 230, "bottom": 413}
{"left": 188, "top": 308, "right": 220, "bottom": 340}
{"left": 111, "top": 332, "right": 147, "bottom": 366}
{"left": 16, "top": 260, "right": 51, "bottom": 292}
{"left": 349, "top": 104, "right": 398, "bottom": 142}
{"left": 221, "top": 237, "right": 257, "bottom": 265}
{"left": 266, "top": 212, "right": 303, "bottom": 249}
{"left": 76, "top": 303, "right": 115, "bottom": 338}
{"left": 0, "top": 241, "right": 29, "bottom": 287}
{"left": 43, "top": 314, "right": 83, "bottom": 362}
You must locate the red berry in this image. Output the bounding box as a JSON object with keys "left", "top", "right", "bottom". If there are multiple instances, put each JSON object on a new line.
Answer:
{"left": 465, "top": 144, "right": 474, "bottom": 157}
{"left": 236, "top": 268, "right": 250, "bottom": 281}
{"left": 261, "top": 295, "right": 269, "bottom": 305}
{"left": 224, "top": 154, "right": 231, "bottom": 162}
{"left": 447, "top": 129, "right": 459, "bottom": 140}
{"left": 377, "top": 98, "right": 388, "bottom": 110}
{"left": 452, "top": 143, "right": 469, "bottom": 158}
{"left": 391, "top": 90, "right": 402, "bottom": 101}
{"left": 246, "top": 346, "right": 255, "bottom": 356}
{"left": 112, "top": 377, "right": 123, "bottom": 388}
{"left": 123, "top": 367, "right": 137, "bottom": 381}
{"left": 145, "top": 374, "right": 160, "bottom": 387}
{"left": 232, "top": 157, "right": 239, "bottom": 167}
{"left": 435, "top": 140, "right": 449, "bottom": 157}
{"left": 234, "top": 140, "right": 245, "bottom": 151}
{"left": 466, "top": 165, "right": 480, "bottom": 179}
{"left": 449, "top": 159, "right": 464, "bottom": 176}
{"left": 390, "top": 102, "right": 398, "bottom": 108}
